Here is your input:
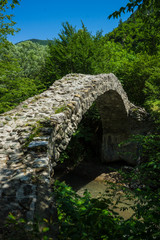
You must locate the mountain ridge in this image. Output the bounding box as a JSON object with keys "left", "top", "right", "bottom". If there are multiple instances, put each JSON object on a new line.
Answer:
{"left": 16, "top": 38, "right": 53, "bottom": 46}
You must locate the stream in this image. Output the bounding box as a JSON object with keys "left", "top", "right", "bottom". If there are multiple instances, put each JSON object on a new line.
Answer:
{"left": 54, "top": 160, "right": 135, "bottom": 220}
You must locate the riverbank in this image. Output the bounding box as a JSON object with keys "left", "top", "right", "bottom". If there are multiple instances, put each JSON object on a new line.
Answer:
{"left": 54, "top": 159, "right": 135, "bottom": 219}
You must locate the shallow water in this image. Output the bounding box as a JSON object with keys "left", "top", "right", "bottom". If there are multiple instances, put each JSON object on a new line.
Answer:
{"left": 76, "top": 175, "right": 134, "bottom": 219}
{"left": 77, "top": 178, "right": 108, "bottom": 198}
{"left": 55, "top": 161, "right": 135, "bottom": 219}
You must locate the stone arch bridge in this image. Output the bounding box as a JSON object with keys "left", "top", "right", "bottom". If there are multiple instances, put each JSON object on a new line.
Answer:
{"left": 0, "top": 73, "right": 150, "bottom": 226}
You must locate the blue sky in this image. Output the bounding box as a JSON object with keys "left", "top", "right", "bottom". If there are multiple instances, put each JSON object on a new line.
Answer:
{"left": 8, "top": 0, "right": 131, "bottom": 44}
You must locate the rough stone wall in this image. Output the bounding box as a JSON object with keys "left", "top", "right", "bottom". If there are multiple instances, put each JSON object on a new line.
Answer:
{"left": 0, "top": 73, "right": 150, "bottom": 226}
{"left": 96, "top": 90, "right": 150, "bottom": 163}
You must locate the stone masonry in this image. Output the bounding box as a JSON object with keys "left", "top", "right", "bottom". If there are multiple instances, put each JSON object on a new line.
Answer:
{"left": 0, "top": 73, "right": 150, "bottom": 227}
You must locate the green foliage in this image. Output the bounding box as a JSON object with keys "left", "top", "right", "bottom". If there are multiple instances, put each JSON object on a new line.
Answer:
{"left": 58, "top": 103, "right": 101, "bottom": 164}
{"left": 119, "top": 134, "right": 160, "bottom": 239}
{"left": 58, "top": 124, "right": 86, "bottom": 165}
{"left": 54, "top": 134, "right": 160, "bottom": 240}
{"left": 0, "top": 40, "right": 47, "bottom": 113}
{"left": 107, "top": 13, "right": 160, "bottom": 55}
{"left": 0, "top": 40, "right": 48, "bottom": 79}
{"left": 92, "top": 39, "right": 135, "bottom": 75}
{"left": 16, "top": 38, "right": 53, "bottom": 46}
{"left": 40, "top": 22, "right": 99, "bottom": 86}
{"left": 108, "top": 0, "right": 160, "bottom": 55}
{"left": 3, "top": 212, "right": 53, "bottom": 240}
{"left": 39, "top": 19, "right": 160, "bottom": 107}
{"left": 1, "top": 17, "right": 159, "bottom": 112}
{"left": 14, "top": 41, "right": 48, "bottom": 79}
{"left": 143, "top": 52, "right": 160, "bottom": 122}
{"left": 54, "top": 180, "right": 123, "bottom": 240}
{"left": 0, "top": 0, "right": 20, "bottom": 42}
{"left": 115, "top": 53, "right": 152, "bottom": 105}
{"left": 108, "top": 0, "right": 160, "bottom": 20}
{"left": 106, "top": 0, "right": 160, "bottom": 108}
{"left": 0, "top": 1, "right": 48, "bottom": 114}
{"left": 55, "top": 105, "right": 68, "bottom": 114}
{"left": 23, "top": 121, "right": 44, "bottom": 147}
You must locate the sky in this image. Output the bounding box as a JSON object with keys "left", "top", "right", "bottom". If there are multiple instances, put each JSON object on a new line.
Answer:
{"left": 7, "top": 0, "right": 131, "bottom": 44}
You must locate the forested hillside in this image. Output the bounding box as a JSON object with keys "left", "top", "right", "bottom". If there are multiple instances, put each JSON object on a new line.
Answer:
{"left": 16, "top": 38, "right": 53, "bottom": 46}
{"left": 1, "top": 0, "right": 160, "bottom": 239}
{"left": 0, "top": 40, "right": 48, "bottom": 112}
{"left": 1, "top": 12, "right": 160, "bottom": 114}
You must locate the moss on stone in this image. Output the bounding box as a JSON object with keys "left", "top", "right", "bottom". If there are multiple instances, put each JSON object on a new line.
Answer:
{"left": 24, "top": 122, "right": 45, "bottom": 147}
{"left": 55, "top": 105, "right": 68, "bottom": 114}
{"left": 22, "top": 104, "right": 28, "bottom": 108}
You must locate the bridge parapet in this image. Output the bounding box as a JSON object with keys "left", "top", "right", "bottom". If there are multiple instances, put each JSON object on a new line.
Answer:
{"left": 0, "top": 73, "right": 150, "bottom": 227}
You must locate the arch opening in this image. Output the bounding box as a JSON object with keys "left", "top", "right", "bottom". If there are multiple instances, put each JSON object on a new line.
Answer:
{"left": 53, "top": 89, "right": 135, "bottom": 176}
{"left": 96, "top": 90, "right": 131, "bottom": 163}
{"left": 54, "top": 103, "right": 103, "bottom": 175}
{"left": 53, "top": 100, "right": 130, "bottom": 192}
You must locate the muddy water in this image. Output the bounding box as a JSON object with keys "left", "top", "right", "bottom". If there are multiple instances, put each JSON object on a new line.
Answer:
{"left": 76, "top": 177, "right": 134, "bottom": 220}
{"left": 55, "top": 160, "right": 135, "bottom": 220}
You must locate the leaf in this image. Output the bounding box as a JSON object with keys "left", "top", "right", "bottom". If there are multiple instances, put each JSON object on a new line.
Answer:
{"left": 43, "top": 218, "right": 49, "bottom": 223}
{"left": 42, "top": 227, "right": 50, "bottom": 232}
{"left": 8, "top": 213, "right": 16, "bottom": 220}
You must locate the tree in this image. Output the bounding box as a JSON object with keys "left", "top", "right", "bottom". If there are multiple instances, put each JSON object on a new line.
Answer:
{"left": 14, "top": 41, "right": 48, "bottom": 79}
{"left": 0, "top": 0, "right": 20, "bottom": 42}
{"left": 107, "top": 3, "right": 160, "bottom": 239}
{"left": 40, "top": 22, "right": 96, "bottom": 86}
{"left": 0, "top": 1, "right": 47, "bottom": 113}
{"left": 108, "top": 0, "right": 160, "bottom": 55}
{"left": 108, "top": 0, "right": 160, "bottom": 19}
{"left": 0, "top": 42, "right": 40, "bottom": 113}
{"left": 106, "top": 0, "right": 160, "bottom": 106}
